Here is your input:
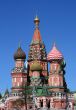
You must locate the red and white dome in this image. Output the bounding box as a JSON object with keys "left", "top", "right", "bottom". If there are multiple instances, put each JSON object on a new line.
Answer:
{"left": 47, "top": 43, "right": 63, "bottom": 61}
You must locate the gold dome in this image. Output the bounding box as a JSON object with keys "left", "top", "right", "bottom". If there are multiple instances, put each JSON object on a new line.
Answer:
{"left": 30, "top": 61, "right": 42, "bottom": 71}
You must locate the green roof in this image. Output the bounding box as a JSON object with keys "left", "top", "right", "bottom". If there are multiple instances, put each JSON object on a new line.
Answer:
{"left": 36, "top": 87, "right": 49, "bottom": 96}
{"left": 24, "top": 86, "right": 49, "bottom": 96}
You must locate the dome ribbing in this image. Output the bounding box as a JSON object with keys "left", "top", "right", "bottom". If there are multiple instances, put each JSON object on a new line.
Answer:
{"left": 47, "top": 43, "right": 63, "bottom": 61}
{"left": 14, "top": 46, "right": 26, "bottom": 60}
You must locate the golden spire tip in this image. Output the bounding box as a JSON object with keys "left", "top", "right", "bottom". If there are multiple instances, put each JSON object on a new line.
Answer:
{"left": 34, "top": 15, "right": 40, "bottom": 28}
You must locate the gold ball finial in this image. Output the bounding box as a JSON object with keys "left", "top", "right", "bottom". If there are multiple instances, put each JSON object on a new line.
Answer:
{"left": 34, "top": 15, "right": 40, "bottom": 28}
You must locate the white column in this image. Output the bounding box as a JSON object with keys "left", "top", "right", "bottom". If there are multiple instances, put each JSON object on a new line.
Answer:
{"left": 43, "top": 97, "right": 47, "bottom": 108}
{"left": 37, "top": 98, "right": 41, "bottom": 108}
{"left": 50, "top": 98, "right": 54, "bottom": 108}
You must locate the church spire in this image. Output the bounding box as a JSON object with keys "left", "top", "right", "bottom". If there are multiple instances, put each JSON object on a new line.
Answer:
{"left": 31, "top": 15, "right": 42, "bottom": 44}
{"left": 28, "top": 16, "right": 48, "bottom": 77}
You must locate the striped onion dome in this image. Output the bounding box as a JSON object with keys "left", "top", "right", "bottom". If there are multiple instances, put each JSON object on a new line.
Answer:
{"left": 14, "top": 46, "right": 26, "bottom": 60}
{"left": 47, "top": 43, "right": 63, "bottom": 61}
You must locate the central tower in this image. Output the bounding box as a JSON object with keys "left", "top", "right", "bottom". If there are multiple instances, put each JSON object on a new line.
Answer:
{"left": 28, "top": 16, "right": 48, "bottom": 80}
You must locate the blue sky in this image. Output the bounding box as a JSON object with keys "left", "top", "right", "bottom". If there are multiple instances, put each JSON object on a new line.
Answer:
{"left": 0, "top": 0, "right": 76, "bottom": 93}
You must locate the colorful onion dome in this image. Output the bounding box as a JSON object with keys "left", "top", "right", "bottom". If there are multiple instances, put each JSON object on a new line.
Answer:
{"left": 47, "top": 43, "right": 63, "bottom": 61}
{"left": 30, "top": 61, "right": 42, "bottom": 71}
{"left": 14, "top": 45, "right": 26, "bottom": 60}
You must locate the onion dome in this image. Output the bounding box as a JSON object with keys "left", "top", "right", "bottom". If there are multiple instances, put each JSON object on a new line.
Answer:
{"left": 14, "top": 45, "right": 26, "bottom": 60}
{"left": 47, "top": 43, "right": 63, "bottom": 61}
{"left": 30, "top": 61, "right": 42, "bottom": 71}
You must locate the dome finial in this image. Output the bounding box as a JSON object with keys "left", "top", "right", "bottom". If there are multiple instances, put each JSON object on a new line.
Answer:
{"left": 18, "top": 42, "right": 21, "bottom": 48}
{"left": 53, "top": 42, "right": 56, "bottom": 47}
{"left": 34, "top": 15, "right": 40, "bottom": 28}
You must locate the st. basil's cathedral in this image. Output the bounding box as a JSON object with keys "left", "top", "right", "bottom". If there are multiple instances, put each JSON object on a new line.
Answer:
{"left": 0, "top": 16, "right": 76, "bottom": 110}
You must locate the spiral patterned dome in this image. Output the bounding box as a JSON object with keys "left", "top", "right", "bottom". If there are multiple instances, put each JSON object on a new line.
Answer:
{"left": 47, "top": 43, "right": 63, "bottom": 61}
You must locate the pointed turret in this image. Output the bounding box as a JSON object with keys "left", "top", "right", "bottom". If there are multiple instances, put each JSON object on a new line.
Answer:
{"left": 31, "top": 15, "right": 42, "bottom": 44}
{"left": 28, "top": 15, "right": 48, "bottom": 78}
